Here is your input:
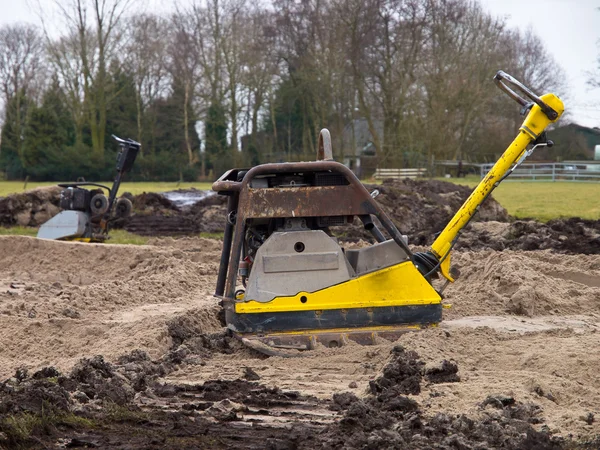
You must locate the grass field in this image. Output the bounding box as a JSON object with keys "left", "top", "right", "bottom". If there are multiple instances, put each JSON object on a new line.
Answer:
{"left": 2, "top": 177, "right": 600, "bottom": 222}
{"left": 433, "top": 175, "right": 600, "bottom": 221}
{"left": 0, "top": 227, "right": 150, "bottom": 245}
{"left": 0, "top": 181, "right": 213, "bottom": 197}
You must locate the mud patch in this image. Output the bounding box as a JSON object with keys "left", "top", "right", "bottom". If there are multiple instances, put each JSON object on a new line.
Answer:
{"left": 0, "top": 355, "right": 330, "bottom": 449}
{"left": 0, "top": 340, "right": 594, "bottom": 449}
{"left": 457, "top": 218, "right": 600, "bottom": 255}
{"left": 304, "top": 347, "right": 563, "bottom": 450}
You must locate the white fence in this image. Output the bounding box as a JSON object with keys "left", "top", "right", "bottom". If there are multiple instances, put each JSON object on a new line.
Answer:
{"left": 479, "top": 163, "right": 600, "bottom": 181}
{"left": 374, "top": 168, "right": 428, "bottom": 180}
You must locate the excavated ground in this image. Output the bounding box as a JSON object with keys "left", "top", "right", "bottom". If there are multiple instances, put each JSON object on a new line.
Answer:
{"left": 0, "top": 179, "right": 599, "bottom": 448}
{"left": 0, "top": 236, "right": 599, "bottom": 449}
{"left": 4, "top": 180, "right": 600, "bottom": 254}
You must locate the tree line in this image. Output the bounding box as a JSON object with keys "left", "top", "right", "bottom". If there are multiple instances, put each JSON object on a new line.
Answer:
{"left": 0, "top": 0, "right": 569, "bottom": 182}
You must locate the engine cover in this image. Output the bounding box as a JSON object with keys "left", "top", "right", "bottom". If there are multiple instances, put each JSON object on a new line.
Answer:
{"left": 243, "top": 230, "right": 355, "bottom": 303}
{"left": 60, "top": 188, "right": 91, "bottom": 212}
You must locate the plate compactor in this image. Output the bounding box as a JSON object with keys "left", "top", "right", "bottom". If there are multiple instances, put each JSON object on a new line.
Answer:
{"left": 37, "top": 136, "right": 140, "bottom": 242}
{"left": 213, "top": 71, "right": 564, "bottom": 354}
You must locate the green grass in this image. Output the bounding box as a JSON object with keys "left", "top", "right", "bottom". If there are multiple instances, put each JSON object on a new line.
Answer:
{"left": 0, "top": 181, "right": 213, "bottom": 197}
{"left": 0, "top": 410, "right": 95, "bottom": 445}
{"left": 199, "top": 231, "right": 224, "bottom": 240}
{"left": 0, "top": 227, "right": 149, "bottom": 245}
{"left": 436, "top": 176, "right": 600, "bottom": 221}
{"left": 106, "top": 229, "right": 149, "bottom": 245}
{"left": 493, "top": 182, "right": 600, "bottom": 221}
{"left": 104, "top": 403, "right": 150, "bottom": 424}
{"left": 0, "top": 226, "right": 37, "bottom": 237}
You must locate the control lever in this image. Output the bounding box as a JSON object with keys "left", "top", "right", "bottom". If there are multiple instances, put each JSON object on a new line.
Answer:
{"left": 499, "top": 136, "right": 554, "bottom": 183}
{"left": 494, "top": 71, "right": 559, "bottom": 121}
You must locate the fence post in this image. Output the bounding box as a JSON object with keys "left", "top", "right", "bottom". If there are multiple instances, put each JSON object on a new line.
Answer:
{"left": 552, "top": 163, "right": 555, "bottom": 182}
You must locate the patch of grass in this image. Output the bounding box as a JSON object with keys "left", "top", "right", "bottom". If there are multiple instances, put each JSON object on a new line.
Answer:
{"left": 104, "top": 403, "right": 150, "bottom": 424}
{"left": 0, "top": 227, "right": 148, "bottom": 245}
{"left": 435, "top": 175, "right": 600, "bottom": 221}
{"left": 1, "top": 412, "right": 41, "bottom": 443}
{"left": 0, "top": 181, "right": 213, "bottom": 197}
{"left": 106, "top": 229, "right": 149, "bottom": 245}
{"left": 0, "top": 226, "right": 37, "bottom": 237}
{"left": 57, "top": 414, "right": 95, "bottom": 429}
{"left": 0, "top": 410, "right": 95, "bottom": 446}
{"left": 492, "top": 182, "right": 600, "bottom": 221}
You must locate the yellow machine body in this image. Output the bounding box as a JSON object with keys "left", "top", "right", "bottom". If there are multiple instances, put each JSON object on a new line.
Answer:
{"left": 236, "top": 261, "right": 441, "bottom": 314}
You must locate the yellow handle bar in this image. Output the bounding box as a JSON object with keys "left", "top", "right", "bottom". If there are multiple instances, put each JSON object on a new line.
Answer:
{"left": 429, "top": 73, "right": 564, "bottom": 282}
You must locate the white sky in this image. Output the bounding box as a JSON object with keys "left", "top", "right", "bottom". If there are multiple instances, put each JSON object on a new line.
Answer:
{"left": 479, "top": 0, "right": 600, "bottom": 128}
{"left": 1, "top": 0, "right": 599, "bottom": 127}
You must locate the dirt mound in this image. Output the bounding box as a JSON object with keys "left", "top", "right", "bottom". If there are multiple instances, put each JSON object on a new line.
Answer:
{"left": 130, "top": 192, "right": 179, "bottom": 213}
{"left": 443, "top": 250, "right": 600, "bottom": 318}
{"left": 305, "top": 346, "right": 561, "bottom": 450}
{"left": 458, "top": 218, "right": 600, "bottom": 254}
{"left": 123, "top": 178, "right": 507, "bottom": 239}
{"left": 358, "top": 179, "right": 508, "bottom": 245}
{"left": 123, "top": 192, "right": 227, "bottom": 236}
{"left": 0, "top": 186, "right": 61, "bottom": 227}
{"left": 0, "top": 236, "right": 223, "bottom": 379}
{"left": 0, "top": 186, "right": 226, "bottom": 234}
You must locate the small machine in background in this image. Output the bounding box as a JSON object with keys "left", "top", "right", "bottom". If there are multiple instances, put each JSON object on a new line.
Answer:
{"left": 37, "top": 136, "right": 140, "bottom": 242}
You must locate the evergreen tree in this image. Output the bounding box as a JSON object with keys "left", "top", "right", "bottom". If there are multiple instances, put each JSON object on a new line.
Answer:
{"left": 0, "top": 90, "right": 31, "bottom": 180}
{"left": 21, "top": 77, "right": 79, "bottom": 180}
{"left": 105, "top": 65, "right": 138, "bottom": 150}
{"left": 264, "top": 77, "right": 312, "bottom": 161}
{"left": 205, "top": 100, "right": 228, "bottom": 178}
{"left": 138, "top": 79, "right": 200, "bottom": 181}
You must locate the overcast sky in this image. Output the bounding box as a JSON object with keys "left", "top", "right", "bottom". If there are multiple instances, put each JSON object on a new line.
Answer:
{"left": 1, "top": 0, "right": 599, "bottom": 127}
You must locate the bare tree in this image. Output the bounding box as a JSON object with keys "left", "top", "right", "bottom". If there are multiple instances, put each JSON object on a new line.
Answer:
{"left": 220, "top": 0, "right": 247, "bottom": 156}
{"left": 0, "top": 23, "right": 45, "bottom": 159}
{"left": 169, "top": 11, "right": 203, "bottom": 166}
{"left": 419, "top": 0, "right": 508, "bottom": 161}
{"left": 123, "top": 13, "right": 170, "bottom": 152}
{"left": 46, "top": 30, "right": 89, "bottom": 147}
{"left": 44, "top": 0, "right": 136, "bottom": 158}
{"left": 239, "top": 8, "right": 280, "bottom": 152}
{"left": 335, "top": 0, "right": 428, "bottom": 164}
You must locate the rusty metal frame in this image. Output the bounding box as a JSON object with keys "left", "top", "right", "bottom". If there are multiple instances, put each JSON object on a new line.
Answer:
{"left": 213, "top": 160, "right": 414, "bottom": 301}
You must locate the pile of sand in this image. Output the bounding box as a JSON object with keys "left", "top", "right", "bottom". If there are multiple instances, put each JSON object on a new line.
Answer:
{"left": 444, "top": 249, "right": 600, "bottom": 318}
{"left": 0, "top": 236, "right": 222, "bottom": 378}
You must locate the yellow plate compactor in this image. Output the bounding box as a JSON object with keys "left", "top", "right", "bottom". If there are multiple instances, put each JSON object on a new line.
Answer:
{"left": 213, "top": 71, "right": 564, "bottom": 354}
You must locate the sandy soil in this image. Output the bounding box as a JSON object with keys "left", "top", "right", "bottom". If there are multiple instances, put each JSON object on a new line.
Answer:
{"left": 0, "top": 236, "right": 222, "bottom": 377}
{"left": 1, "top": 233, "right": 599, "bottom": 446}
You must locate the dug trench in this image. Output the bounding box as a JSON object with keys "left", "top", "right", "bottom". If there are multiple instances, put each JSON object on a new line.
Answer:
{"left": 1, "top": 235, "right": 600, "bottom": 448}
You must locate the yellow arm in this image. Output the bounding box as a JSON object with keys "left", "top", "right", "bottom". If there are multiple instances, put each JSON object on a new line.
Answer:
{"left": 430, "top": 92, "right": 564, "bottom": 282}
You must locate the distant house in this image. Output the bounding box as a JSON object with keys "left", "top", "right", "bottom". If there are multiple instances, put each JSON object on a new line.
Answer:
{"left": 546, "top": 123, "right": 600, "bottom": 161}
{"left": 341, "top": 118, "right": 383, "bottom": 178}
